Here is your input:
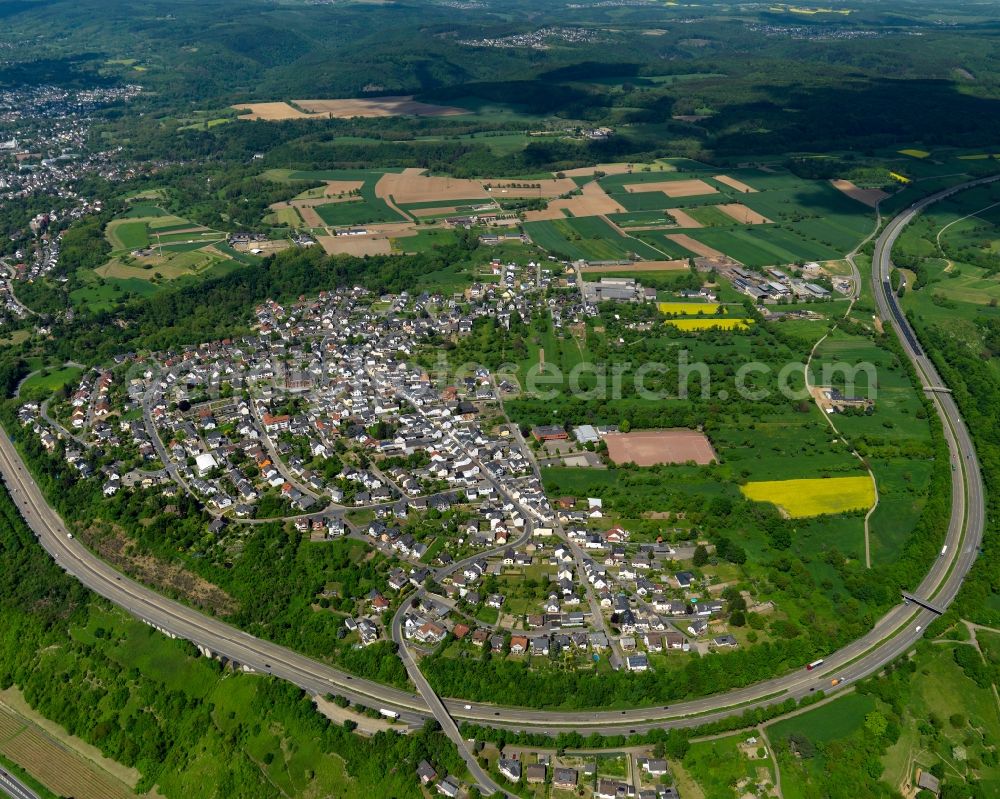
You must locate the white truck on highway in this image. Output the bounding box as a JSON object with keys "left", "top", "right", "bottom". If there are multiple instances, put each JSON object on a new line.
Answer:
{"left": 379, "top": 708, "right": 400, "bottom": 721}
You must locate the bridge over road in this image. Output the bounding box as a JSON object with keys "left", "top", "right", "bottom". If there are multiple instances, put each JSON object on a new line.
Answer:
{"left": 902, "top": 592, "right": 946, "bottom": 616}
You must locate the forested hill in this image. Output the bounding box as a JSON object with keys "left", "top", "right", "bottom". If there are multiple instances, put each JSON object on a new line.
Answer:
{"left": 46, "top": 240, "right": 478, "bottom": 363}
{"left": 0, "top": 469, "right": 464, "bottom": 797}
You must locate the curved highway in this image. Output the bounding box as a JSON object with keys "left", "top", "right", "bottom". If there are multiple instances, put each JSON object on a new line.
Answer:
{"left": 0, "top": 176, "right": 990, "bottom": 749}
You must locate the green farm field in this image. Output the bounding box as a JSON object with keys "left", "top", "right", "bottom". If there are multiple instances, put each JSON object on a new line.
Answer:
{"left": 523, "top": 216, "right": 663, "bottom": 261}
{"left": 265, "top": 206, "right": 303, "bottom": 227}
{"left": 606, "top": 210, "right": 675, "bottom": 228}
{"left": 393, "top": 228, "right": 457, "bottom": 254}
{"left": 261, "top": 168, "right": 407, "bottom": 226}
{"left": 592, "top": 166, "right": 877, "bottom": 265}
{"left": 685, "top": 205, "right": 741, "bottom": 227}
{"left": 658, "top": 226, "right": 839, "bottom": 267}
{"left": 314, "top": 200, "right": 402, "bottom": 226}
{"left": 766, "top": 693, "right": 876, "bottom": 799}
{"left": 105, "top": 220, "right": 149, "bottom": 251}
{"left": 120, "top": 203, "right": 168, "bottom": 219}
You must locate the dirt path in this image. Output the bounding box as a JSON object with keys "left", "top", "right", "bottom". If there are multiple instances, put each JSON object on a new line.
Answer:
{"left": 382, "top": 193, "right": 414, "bottom": 222}
{"left": 313, "top": 696, "right": 398, "bottom": 736}
{"left": 601, "top": 215, "right": 676, "bottom": 260}
{"left": 757, "top": 725, "right": 782, "bottom": 799}
{"left": 804, "top": 197, "right": 886, "bottom": 567}
{"left": 935, "top": 199, "right": 1000, "bottom": 257}
{"left": 961, "top": 622, "right": 1000, "bottom": 715}
{"left": 805, "top": 329, "right": 879, "bottom": 568}
{"left": 670, "top": 760, "right": 705, "bottom": 799}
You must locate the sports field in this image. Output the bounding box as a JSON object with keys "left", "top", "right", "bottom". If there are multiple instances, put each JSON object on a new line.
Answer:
{"left": 604, "top": 429, "right": 717, "bottom": 465}
{"left": 740, "top": 475, "right": 875, "bottom": 517}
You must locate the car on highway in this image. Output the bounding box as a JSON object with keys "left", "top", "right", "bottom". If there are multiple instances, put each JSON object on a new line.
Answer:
{"left": 463, "top": 704, "right": 471, "bottom": 710}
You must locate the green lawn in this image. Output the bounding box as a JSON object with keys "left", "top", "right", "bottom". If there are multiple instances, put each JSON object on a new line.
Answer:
{"left": 70, "top": 277, "right": 160, "bottom": 311}
{"left": 395, "top": 228, "right": 457, "bottom": 254}
{"left": 767, "top": 692, "right": 874, "bottom": 745}
{"left": 20, "top": 366, "right": 83, "bottom": 395}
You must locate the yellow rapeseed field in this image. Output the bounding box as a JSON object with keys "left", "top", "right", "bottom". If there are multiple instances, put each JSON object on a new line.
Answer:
{"left": 740, "top": 476, "right": 875, "bottom": 518}
{"left": 657, "top": 302, "right": 722, "bottom": 316}
{"left": 898, "top": 148, "right": 930, "bottom": 159}
{"left": 664, "top": 318, "right": 752, "bottom": 331}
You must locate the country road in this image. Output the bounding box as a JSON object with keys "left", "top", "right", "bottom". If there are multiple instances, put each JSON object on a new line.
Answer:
{"left": 0, "top": 176, "right": 988, "bottom": 760}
